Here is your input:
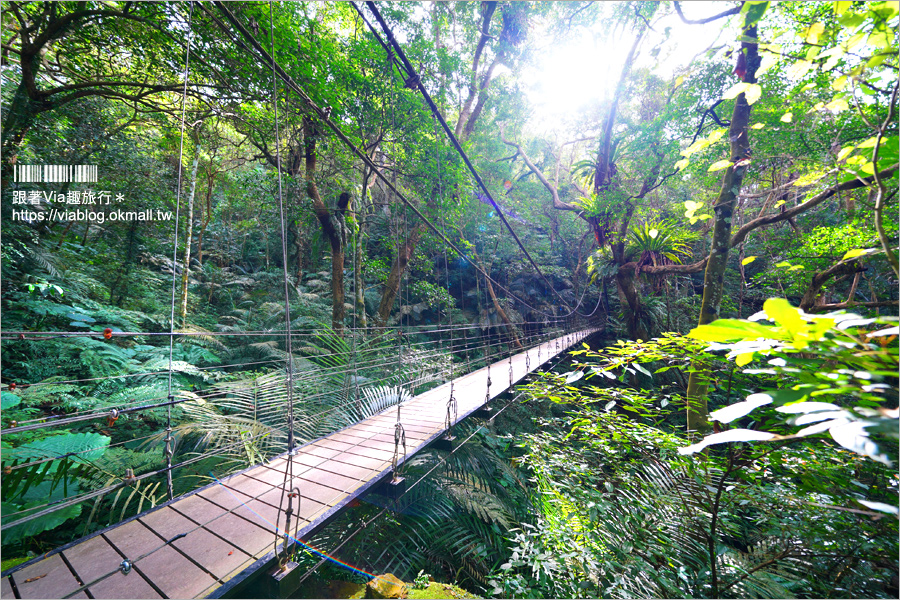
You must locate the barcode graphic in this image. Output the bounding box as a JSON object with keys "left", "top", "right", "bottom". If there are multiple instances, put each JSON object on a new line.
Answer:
{"left": 13, "top": 165, "right": 98, "bottom": 183}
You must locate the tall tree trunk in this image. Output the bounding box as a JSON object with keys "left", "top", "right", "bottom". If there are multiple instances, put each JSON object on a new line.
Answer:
{"left": 289, "top": 220, "right": 304, "bottom": 283}
{"left": 179, "top": 146, "right": 200, "bottom": 327}
{"left": 455, "top": 2, "right": 498, "bottom": 139}
{"left": 196, "top": 169, "right": 214, "bottom": 265}
{"left": 483, "top": 272, "right": 523, "bottom": 349}
{"left": 686, "top": 14, "right": 760, "bottom": 433}
{"left": 377, "top": 221, "right": 425, "bottom": 326}
{"left": 615, "top": 268, "right": 648, "bottom": 341}
{"left": 303, "top": 116, "right": 345, "bottom": 332}
{"left": 356, "top": 169, "right": 373, "bottom": 328}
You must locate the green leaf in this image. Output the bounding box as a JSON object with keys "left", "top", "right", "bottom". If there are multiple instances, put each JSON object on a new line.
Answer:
{"left": 805, "top": 22, "right": 825, "bottom": 45}
{"left": 735, "top": 352, "right": 755, "bottom": 366}
{"left": 786, "top": 60, "right": 813, "bottom": 79}
{"left": 722, "top": 82, "right": 750, "bottom": 100}
{"left": 741, "top": 1, "right": 770, "bottom": 26}
{"left": 756, "top": 52, "right": 780, "bottom": 77}
{"left": 708, "top": 160, "right": 733, "bottom": 172}
{"left": 678, "top": 429, "right": 777, "bottom": 455}
{"left": 829, "top": 421, "right": 892, "bottom": 465}
{"left": 763, "top": 298, "right": 805, "bottom": 334}
{"left": 565, "top": 371, "right": 584, "bottom": 384}
{"left": 858, "top": 500, "right": 899, "bottom": 515}
{"left": 744, "top": 83, "right": 762, "bottom": 105}
{"left": 710, "top": 393, "right": 773, "bottom": 423}
{"left": 6, "top": 433, "right": 111, "bottom": 473}
{"left": 842, "top": 248, "right": 877, "bottom": 260}
{"left": 688, "top": 320, "right": 778, "bottom": 342}
{"left": 825, "top": 98, "right": 849, "bottom": 112}
{"left": 1, "top": 497, "right": 82, "bottom": 544}
{"left": 1, "top": 391, "right": 21, "bottom": 410}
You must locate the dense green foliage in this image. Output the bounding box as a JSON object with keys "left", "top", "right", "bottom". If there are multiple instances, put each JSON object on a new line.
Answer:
{"left": 1, "top": 0, "right": 897, "bottom": 597}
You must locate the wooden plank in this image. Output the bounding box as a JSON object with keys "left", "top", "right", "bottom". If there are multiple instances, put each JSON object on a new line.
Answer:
{"left": 326, "top": 452, "right": 388, "bottom": 471}
{"left": 1, "top": 577, "right": 14, "bottom": 599}
{"left": 139, "top": 507, "right": 255, "bottom": 581}
{"left": 296, "top": 467, "right": 364, "bottom": 493}
{"left": 174, "top": 496, "right": 275, "bottom": 561}
{"left": 312, "top": 460, "right": 379, "bottom": 482}
{"left": 103, "top": 520, "right": 217, "bottom": 599}
{"left": 338, "top": 445, "right": 395, "bottom": 462}
{"left": 11, "top": 554, "right": 86, "bottom": 599}
{"left": 196, "top": 482, "right": 283, "bottom": 532}
{"left": 305, "top": 445, "right": 341, "bottom": 460}
{"left": 63, "top": 534, "right": 162, "bottom": 599}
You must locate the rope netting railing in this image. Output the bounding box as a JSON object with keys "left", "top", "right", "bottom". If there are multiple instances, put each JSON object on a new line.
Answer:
{"left": 0, "top": 318, "right": 599, "bottom": 537}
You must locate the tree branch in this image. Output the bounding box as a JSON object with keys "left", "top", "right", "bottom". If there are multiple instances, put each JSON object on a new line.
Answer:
{"left": 498, "top": 124, "right": 580, "bottom": 211}
{"left": 730, "top": 165, "right": 899, "bottom": 247}
{"left": 808, "top": 300, "right": 899, "bottom": 313}
{"left": 799, "top": 260, "right": 866, "bottom": 310}
{"left": 673, "top": 1, "right": 741, "bottom": 25}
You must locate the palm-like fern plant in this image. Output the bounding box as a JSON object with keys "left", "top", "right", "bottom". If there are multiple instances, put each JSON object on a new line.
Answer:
{"left": 626, "top": 219, "right": 695, "bottom": 277}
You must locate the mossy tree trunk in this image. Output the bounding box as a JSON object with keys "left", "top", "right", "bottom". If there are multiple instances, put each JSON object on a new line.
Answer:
{"left": 686, "top": 13, "right": 760, "bottom": 433}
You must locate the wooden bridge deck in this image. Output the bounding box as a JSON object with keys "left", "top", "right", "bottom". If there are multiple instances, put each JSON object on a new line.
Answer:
{"left": 1, "top": 329, "right": 596, "bottom": 599}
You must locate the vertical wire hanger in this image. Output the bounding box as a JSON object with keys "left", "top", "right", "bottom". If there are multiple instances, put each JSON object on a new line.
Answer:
{"left": 268, "top": 0, "right": 298, "bottom": 566}
{"left": 165, "top": 0, "right": 195, "bottom": 502}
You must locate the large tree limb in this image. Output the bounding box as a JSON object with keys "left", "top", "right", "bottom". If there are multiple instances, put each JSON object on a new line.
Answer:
{"left": 799, "top": 260, "right": 866, "bottom": 310}
{"left": 808, "top": 300, "right": 899, "bottom": 313}
{"left": 498, "top": 124, "right": 580, "bottom": 211}
{"left": 731, "top": 165, "right": 899, "bottom": 247}
{"left": 594, "top": 28, "right": 643, "bottom": 192}
{"left": 619, "top": 166, "right": 899, "bottom": 278}
{"left": 621, "top": 256, "right": 709, "bottom": 276}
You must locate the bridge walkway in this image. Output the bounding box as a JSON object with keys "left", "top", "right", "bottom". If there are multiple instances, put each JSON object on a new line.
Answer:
{"left": 2, "top": 329, "right": 596, "bottom": 599}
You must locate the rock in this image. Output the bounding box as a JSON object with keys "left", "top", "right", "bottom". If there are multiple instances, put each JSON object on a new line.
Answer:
{"left": 365, "top": 573, "right": 408, "bottom": 599}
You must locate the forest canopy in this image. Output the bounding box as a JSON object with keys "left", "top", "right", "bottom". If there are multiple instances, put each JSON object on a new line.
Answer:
{"left": 0, "top": 1, "right": 897, "bottom": 598}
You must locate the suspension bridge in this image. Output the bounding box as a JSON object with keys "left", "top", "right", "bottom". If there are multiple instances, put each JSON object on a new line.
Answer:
{"left": 2, "top": 2, "right": 607, "bottom": 597}
{"left": 1, "top": 327, "right": 598, "bottom": 599}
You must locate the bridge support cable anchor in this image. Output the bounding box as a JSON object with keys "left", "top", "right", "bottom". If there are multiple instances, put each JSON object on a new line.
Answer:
{"left": 276, "top": 487, "right": 302, "bottom": 569}
{"left": 164, "top": 395, "right": 175, "bottom": 500}
{"left": 270, "top": 485, "right": 302, "bottom": 600}
{"left": 475, "top": 363, "right": 495, "bottom": 420}
{"left": 435, "top": 387, "right": 458, "bottom": 451}
{"left": 386, "top": 420, "right": 407, "bottom": 499}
